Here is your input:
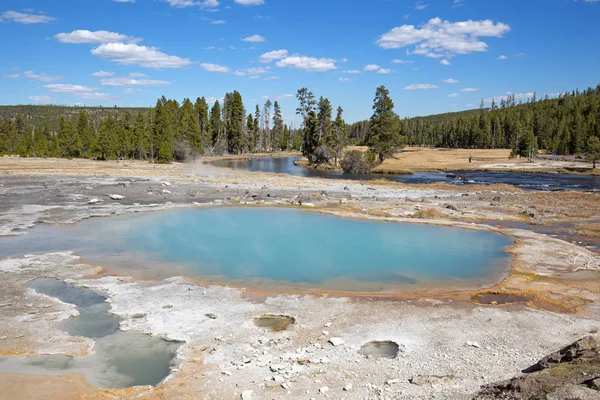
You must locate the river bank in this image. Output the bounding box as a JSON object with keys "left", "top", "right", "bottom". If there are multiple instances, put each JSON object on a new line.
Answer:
{"left": 288, "top": 147, "right": 599, "bottom": 176}
{"left": 0, "top": 156, "right": 599, "bottom": 399}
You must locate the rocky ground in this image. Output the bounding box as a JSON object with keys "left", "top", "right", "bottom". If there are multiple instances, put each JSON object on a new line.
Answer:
{"left": 0, "top": 157, "right": 599, "bottom": 399}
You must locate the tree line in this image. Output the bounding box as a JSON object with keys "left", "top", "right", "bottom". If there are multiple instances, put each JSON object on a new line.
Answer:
{"left": 0, "top": 93, "right": 303, "bottom": 163}
{"left": 1, "top": 83, "right": 599, "bottom": 167}
{"left": 347, "top": 84, "right": 600, "bottom": 161}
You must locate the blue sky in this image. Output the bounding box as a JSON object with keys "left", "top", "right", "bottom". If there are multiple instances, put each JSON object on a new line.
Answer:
{"left": 0, "top": 0, "right": 599, "bottom": 124}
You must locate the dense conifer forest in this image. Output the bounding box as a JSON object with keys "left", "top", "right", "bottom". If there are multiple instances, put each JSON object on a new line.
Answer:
{"left": 1, "top": 84, "right": 599, "bottom": 165}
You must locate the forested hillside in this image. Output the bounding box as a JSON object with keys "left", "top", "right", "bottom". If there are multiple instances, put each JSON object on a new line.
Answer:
{"left": 1, "top": 84, "right": 599, "bottom": 164}
{"left": 349, "top": 85, "right": 600, "bottom": 158}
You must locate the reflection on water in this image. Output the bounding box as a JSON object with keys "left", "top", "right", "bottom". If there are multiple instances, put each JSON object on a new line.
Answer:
{"left": 0, "top": 208, "right": 513, "bottom": 292}
{"left": 0, "top": 279, "right": 181, "bottom": 388}
{"left": 211, "top": 157, "right": 600, "bottom": 192}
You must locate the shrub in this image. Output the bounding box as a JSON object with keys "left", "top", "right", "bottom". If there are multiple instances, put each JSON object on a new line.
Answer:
{"left": 340, "top": 150, "right": 373, "bottom": 174}
{"left": 314, "top": 144, "right": 331, "bottom": 164}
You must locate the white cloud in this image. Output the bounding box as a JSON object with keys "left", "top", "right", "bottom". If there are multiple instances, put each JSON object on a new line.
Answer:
{"left": 339, "top": 77, "right": 352, "bottom": 82}
{"left": 364, "top": 64, "right": 381, "bottom": 71}
{"left": 211, "top": 19, "right": 226, "bottom": 24}
{"left": 242, "top": 34, "right": 266, "bottom": 42}
{"left": 44, "top": 84, "right": 96, "bottom": 93}
{"left": 55, "top": 30, "right": 138, "bottom": 44}
{"left": 29, "top": 95, "right": 53, "bottom": 103}
{"left": 376, "top": 18, "right": 510, "bottom": 58}
{"left": 23, "top": 71, "right": 62, "bottom": 82}
{"left": 498, "top": 54, "right": 508, "bottom": 60}
{"left": 235, "top": 66, "right": 271, "bottom": 76}
{"left": 447, "top": 93, "right": 459, "bottom": 97}
{"left": 342, "top": 69, "right": 361, "bottom": 74}
{"left": 100, "top": 77, "right": 170, "bottom": 86}
{"left": 403, "top": 84, "right": 439, "bottom": 90}
{"left": 364, "top": 64, "right": 393, "bottom": 74}
{"left": 44, "top": 83, "right": 114, "bottom": 100}
{"left": 440, "top": 59, "right": 451, "bottom": 65}
{"left": 275, "top": 55, "right": 337, "bottom": 72}
{"left": 200, "top": 63, "right": 230, "bottom": 73}
{"left": 91, "top": 42, "right": 192, "bottom": 69}
{"left": 453, "top": 0, "right": 465, "bottom": 7}
{"left": 259, "top": 49, "right": 288, "bottom": 63}
{"left": 114, "top": 0, "right": 135, "bottom": 3}
{"left": 163, "top": 0, "right": 219, "bottom": 8}
{"left": 391, "top": 59, "right": 414, "bottom": 64}
{"left": 92, "top": 71, "right": 115, "bottom": 77}
{"left": 443, "top": 78, "right": 458, "bottom": 83}
{"left": 263, "top": 76, "right": 279, "bottom": 81}
{"left": 461, "top": 87, "right": 479, "bottom": 92}
{"left": 3, "top": 74, "right": 20, "bottom": 79}
{"left": 414, "top": 1, "right": 428, "bottom": 10}
{"left": 246, "top": 66, "right": 270, "bottom": 75}
{"left": 128, "top": 72, "right": 147, "bottom": 78}
{"left": 234, "top": 0, "right": 264, "bottom": 4}
{"left": 0, "top": 10, "right": 55, "bottom": 24}
{"left": 261, "top": 93, "right": 292, "bottom": 100}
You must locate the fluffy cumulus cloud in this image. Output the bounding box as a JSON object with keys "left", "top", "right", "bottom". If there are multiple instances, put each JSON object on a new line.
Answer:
{"left": 498, "top": 54, "right": 508, "bottom": 60}
{"left": 403, "top": 84, "right": 439, "bottom": 90}
{"left": 342, "top": 69, "right": 361, "bottom": 74}
{"left": 391, "top": 59, "right": 414, "bottom": 64}
{"left": 55, "top": 30, "right": 139, "bottom": 44}
{"left": 275, "top": 55, "right": 337, "bottom": 72}
{"left": 461, "top": 87, "right": 479, "bottom": 92}
{"left": 443, "top": 78, "right": 458, "bottom": 83}
{"left": 23, "top": 71, "right": 62, "bottom": 82}
{"left": 259, "top": 49, "right": 288, "bottom": 63}
{"left": 91, "top": 43, "right": 192, "bottom": 69}
{"left": 200, "top": 63, "right": 230, "bottom": 73}
{"left": 339, "top": 77, "right": 351, "bottom": 82}
{"left": 440, "top": 59, "right": 451, "bottom": 65}
{"left": 364, "top": 64, "right": 381, "bottom": 71}
{"left": 364, "top": 64, "right": 392, "bottom": 74}
{"left": 376, "top": 18, "right": 510, "bottom": 59}
{"left": 0, "top": 10, "right": 55, "bottom": 24}
{"left": 242, "top": 34, "right": 266, "bottom": 42}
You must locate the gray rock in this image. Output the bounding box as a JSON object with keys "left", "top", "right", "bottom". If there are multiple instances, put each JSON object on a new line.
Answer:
{"left": 241, "top": 390, "right": 253, "bottom": 400}
{"left": 109, "top": 194, "right": 125, "bottom": 200}
{"left": 546, "top": 384, "right": 600, "bottom": 400}
{"left": 524, "top": 336, "right": 597, "bottom": 373}
{"left": 329, "top": 337, "right": 344, "bottom": 346}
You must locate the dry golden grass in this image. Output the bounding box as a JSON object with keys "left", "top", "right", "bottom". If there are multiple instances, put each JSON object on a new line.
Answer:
{"left": 411, "top": 208, "right": 448, "bottom": 219}
{"left": 0, "top": 156, "right": 187, "bottom": 177}
{"left": 576, "top": 224, "right": 600, "bottom": 237}
{"left": 345, "top": 146, "right": 513, "bottom": 173}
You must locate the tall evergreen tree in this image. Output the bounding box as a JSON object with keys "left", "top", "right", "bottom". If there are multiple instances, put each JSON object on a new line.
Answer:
{"left": 368, "top": 86, "right": 399, "bottom": 162}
